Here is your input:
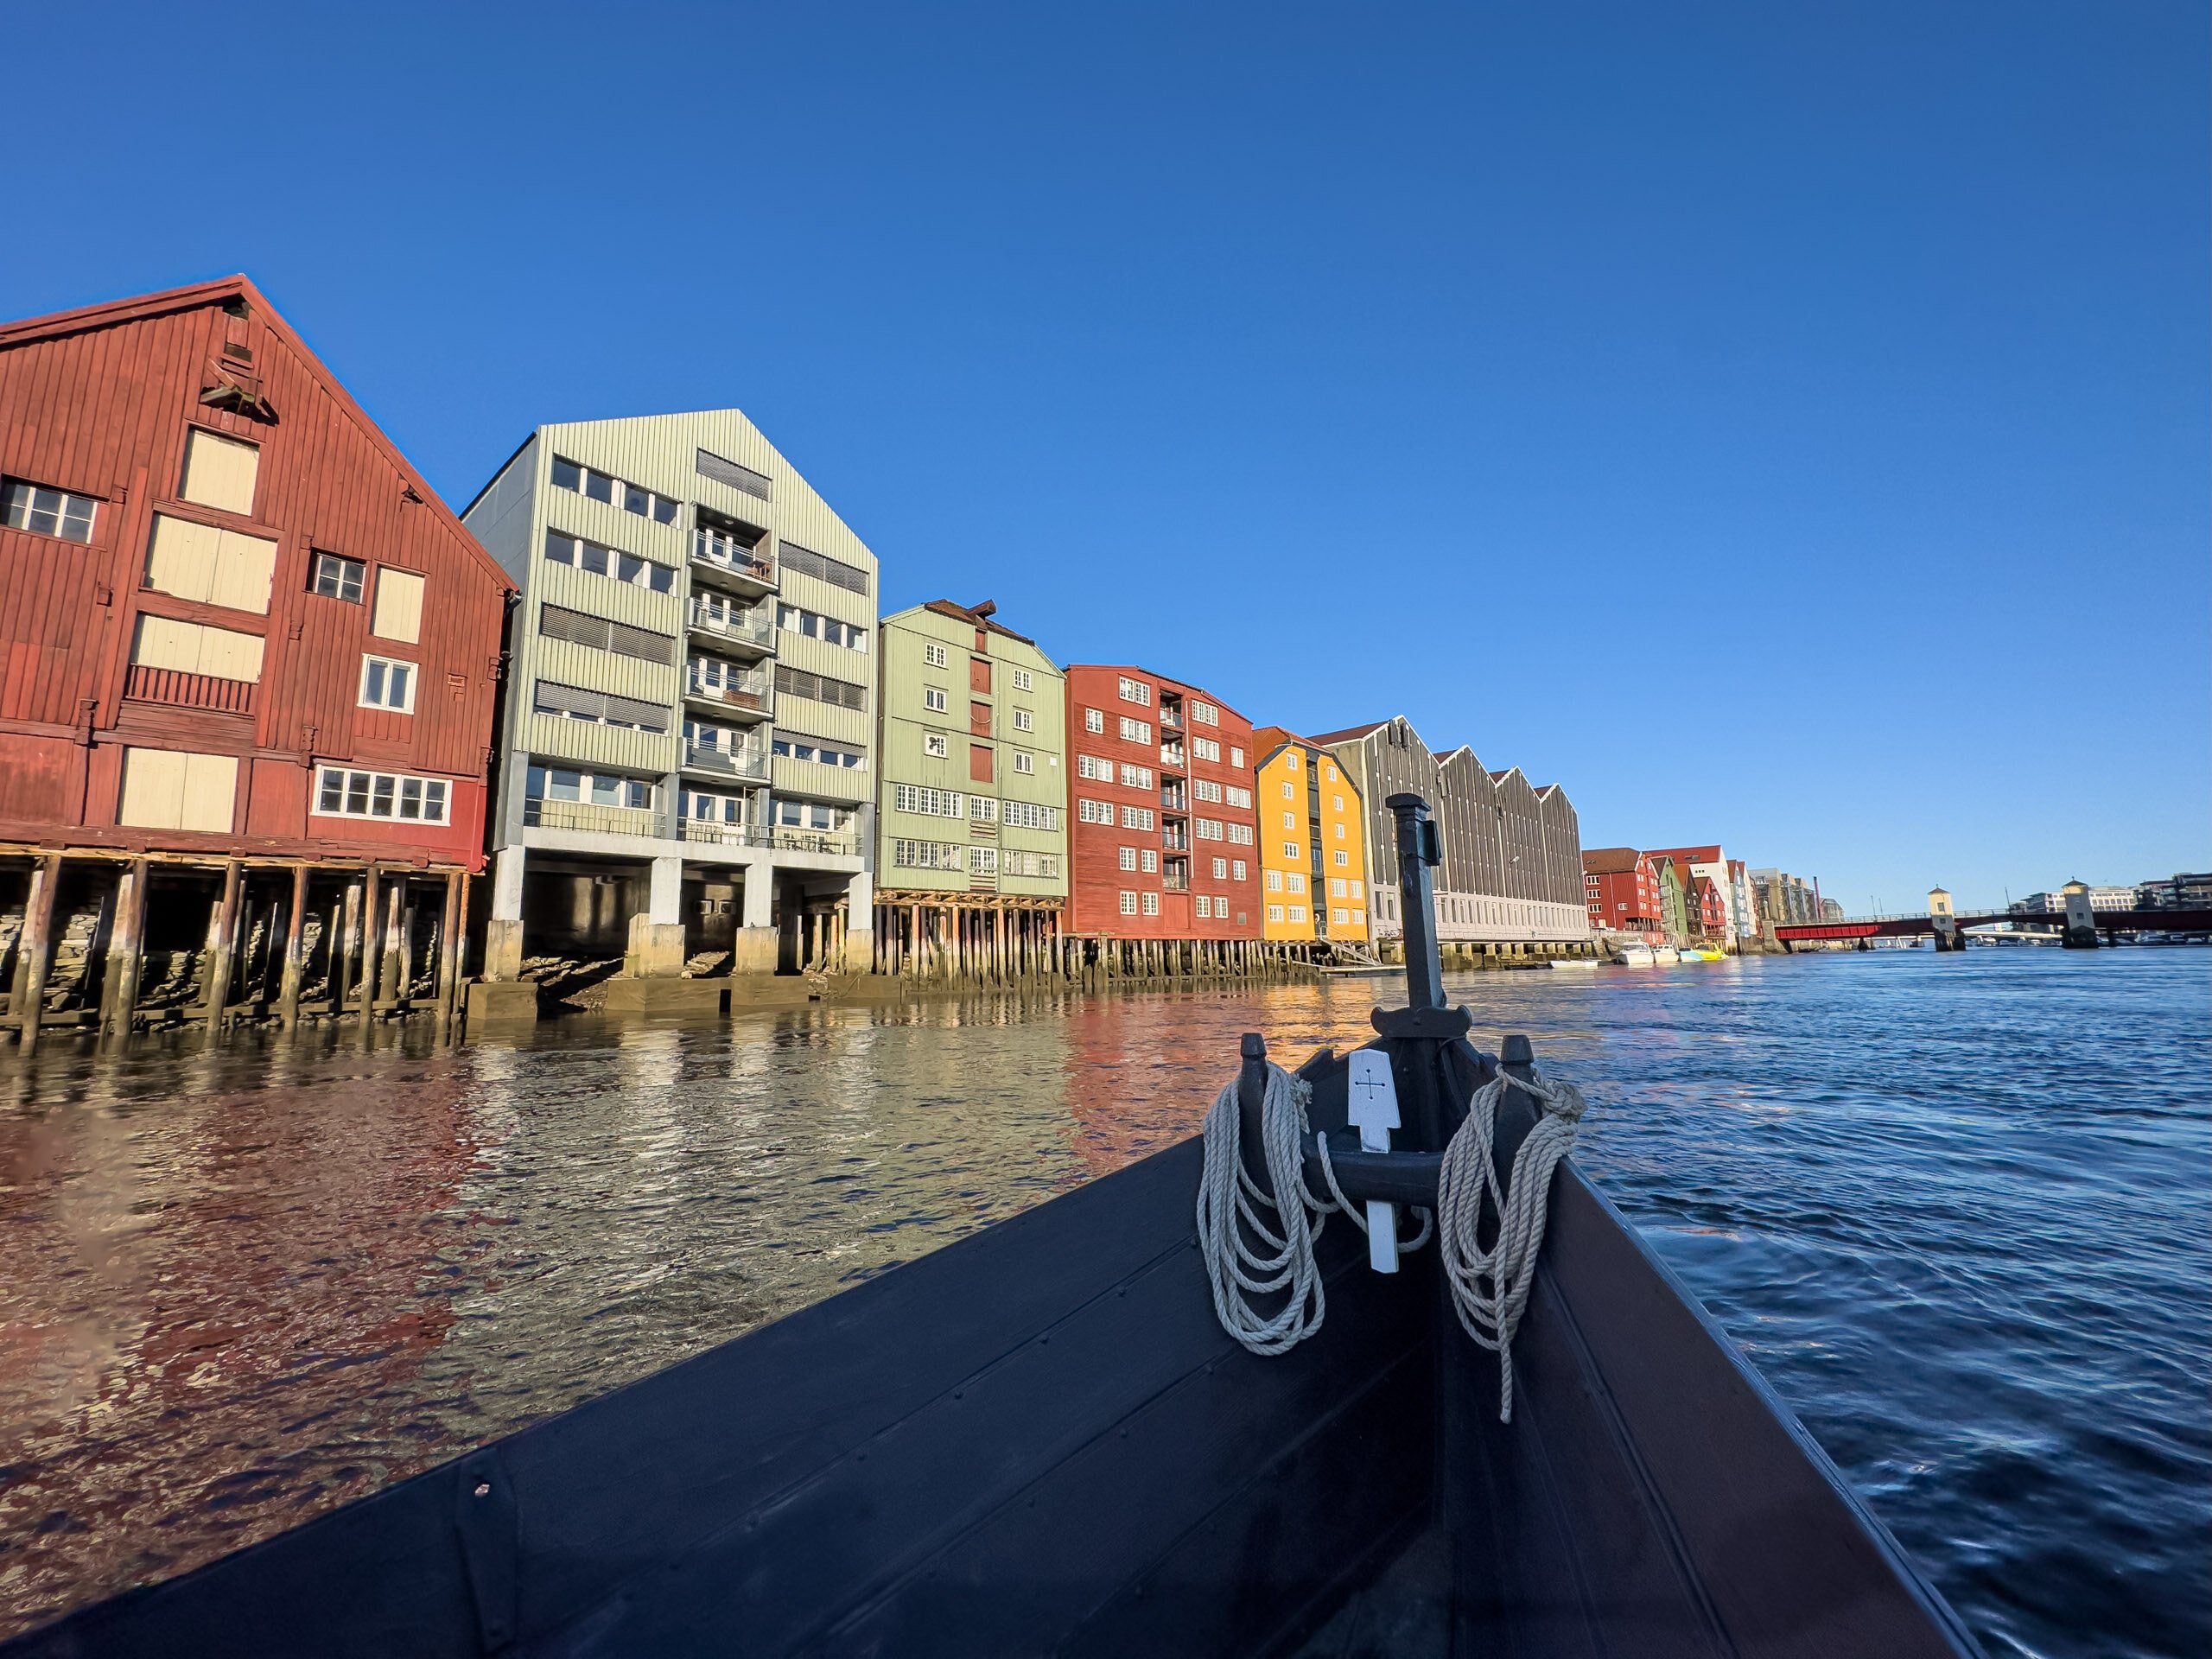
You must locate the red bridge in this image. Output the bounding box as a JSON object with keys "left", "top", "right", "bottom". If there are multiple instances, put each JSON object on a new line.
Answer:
{"left": 1774, "top": 908, "right": 2212, "bottom": 944}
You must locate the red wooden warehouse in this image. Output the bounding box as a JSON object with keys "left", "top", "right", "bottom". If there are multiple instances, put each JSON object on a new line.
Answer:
{"left": 0, "top": 276, "right": 513, "bottom": 1039}
{"left": 1062, "top": 664, "right": 1267, "bottom": 967}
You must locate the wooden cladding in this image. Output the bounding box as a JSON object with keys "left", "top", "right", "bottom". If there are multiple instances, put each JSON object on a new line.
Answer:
{"left": 178, "top": 427, "right": 260, "bottom": 515}
{"left": 969, "top": 656, "right": 992, "bottom": 694}
{"left": 123, "top": 664, "right": 257, "bottom": 715}
{"left": 143, "top": 513, "right": 278, "bottom": 614}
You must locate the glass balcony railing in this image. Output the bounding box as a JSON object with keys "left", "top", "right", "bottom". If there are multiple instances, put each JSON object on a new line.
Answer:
{"left": 686, "top": 603, "right": 775, "bottom": 650}
{"left": 690, "top": 530, "right": 777, "bottom": 588}
{"left": 684, "top": 670, "right": 773, "bottom": 715}
{"left": 1160, "top": 742, "right": 1186, "bottom": 769}
{"left": 524, "top": 798, "right": 658, "bottom": 836}
{"left": 682, "top": 745, "right": 771, "bottom": 783}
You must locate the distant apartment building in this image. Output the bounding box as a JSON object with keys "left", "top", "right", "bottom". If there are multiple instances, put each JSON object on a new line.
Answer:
{"left": 874, "top": 601, "right": 1066, "bottom": 975}
{"left": 1315, "top": 718, "right": 1586, "bottom": 949}
{"left": 0, "top": 276, "right": 512, "bottom": 1037}
{"left": 1749, "top": 868, "right": 1822, "bottom": 929}
{"left": 1063, "top": 668, "right": 1261, "bottom": 943}
{"left": 462, "top": 411, "right": 877, "bottom": 995}
{"left": 1582, "top": 848, "right": 1666, "bottom": 941}
{"left": 1819, "top": 897, "right": 1845, "bottom": 923}
{"left": 1646, "top": 845, "right": 1753, "bottom": 946}
{"left": 1252, "top": 727, "right": 1370, "bottom": 951}
{"left": 2137, "top": 872, "right": 2212, "bottom": 910}
{"left": 1653, "top": 856, "right": 1692, "bottom": 944}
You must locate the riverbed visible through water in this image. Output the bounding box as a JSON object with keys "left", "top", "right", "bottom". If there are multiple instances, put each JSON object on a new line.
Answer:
{"left": 1, "top": 947, "right": 2205, "bottom": 1655}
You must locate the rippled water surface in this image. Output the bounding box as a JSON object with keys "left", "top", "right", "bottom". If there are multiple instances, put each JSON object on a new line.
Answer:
{"left": 2, "top": 948, "right": 2205, "bottom": 1654}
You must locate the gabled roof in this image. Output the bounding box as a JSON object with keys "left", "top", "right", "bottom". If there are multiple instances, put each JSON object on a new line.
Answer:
{"left": 1310, "top": 721, "right": 1389, "bottom": 746}
{"left": 1583, "top": 847, "right": 1644, "bottom": 875}
{"left": 920, "top": 599, "right": 1037, "bottom": 646}
{"left": 1064, "top": 665, "right": 1250, "bottom": 725}
{"left": 0, "top": 273, "right": 514, "bottom": 595}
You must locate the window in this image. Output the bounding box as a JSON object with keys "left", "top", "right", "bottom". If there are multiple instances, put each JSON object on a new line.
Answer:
{"left": 1325, "top": 765, "right": 1338, "bottom": 781}
{"left": 1333, "top": 795, "right": 1345, "bottom": 811}
{"left": 1117, "top": 676, "right": 1151, "bottom": 705}
{"left": 1225, "top": 785, "right": 1252, "bottom": 809}
{"left": 1330, "top": 878, "right": 1349, "bottom": 899}
{"left": 893, "top": 784, "right": 966, "bottom": 817}
{"left": 311, "top": 764, "right": 449, "bottom": 824}
{"left": 1333, "top": 849, "right": 1350, "bottom": 867}
{"left": 1335, "top": 823, "right": 1346, "bottom": 840}
{"left": 1002, "top": 800, "right": 1058, "bottom": 830}
{"left": 308, "top": 552, "right": 365, "bottom": 602}
{"left": 1351, "top": 909, "right": 1365, "bottom": 926}
{"left": 1119, "top": 762, "right": 1154, "bottom": 790}
{"left": 969, "top": 796, "right": 999, "bottom": 823}
{"left": 1084, "top": 707, "right": 1104, "bottom": 734}
{"left": 1118, "top": 716, "right": 1152, "bottom": 744}
{"left": 1268, "top": 904, "right": 1285, "bottom": 924}
{"left": 1119, "top": 847, "right": 1138, "bottom": 871}
{"left": 1212, "top": 857, "right": 1228, "bottom": 879}
{"left": 1013, "top": 708, "right": 1033, "bottom": 732}
{"left": 359, "top": 654, "right": 416, "bottom": 712}
{"left": 1195, "top": 817, "right": 1224, "bottom": 840}
{"left": 1141, "top": 893, "right": 1160, "bottom": 916}
{"left": 543, "top": 531, "right": 676, "bottom": 593}
{"left": 1194, "top": 736, "right": 1221, "bottom": 763}
{"left": 969, "top": 847, "right": 999, "bottom": 875}
{"left": 775, "top": 664, "right": 869, "bottom": 711}
{"left": 1232, "top": 861, "right": 1247, "bottom": 880}
{"left": 370, "top": 568, "right": 425, "bottom": 643}
{"left": 3, "top": 478, "right": 98, "bottom": 543}
{"left": 130, "top": 614, "right": 264, "bottom": 682}
{"left": 1077, "top": 754, "right": 1109, "bottom": 781}
{"left": 775, "top": 798, "right": 850, "bottom": 832}
{"left": 925, "top": 686, "right": 948, "bottom": 712}
{"left": 1281, "top": 781, "right": 1295, "bottom": 799}
{"left": 1005, "top": 851, "right": 1061, "bottom": 879}
{"left": 179, "top": 429, "right": 260, "bottom": 515}
{"left": 1193, "top": 779, "right": 1221, "bottom": 803}
{"left": 143, "top": 513, "right": 276, "bottom": 613}
{"left": 1120, "top": 892, "right": 1138, "bottom": 916}
{"left": 925, "top": 733, "right": 948, "bottom": 758}
{"left": 1012, "top": 668, "right": 1033, "bottom": 691}
{"left": 1141, "top": 849, "right": 1159, "bottom": 873}
{"left": 1289, "top": 905, "right": 1307, "bottom": 925}
{"left": 893, "top": 839, "right": 964, "bottom": 870}
{"left": 695, "top": 447, "right": 771, "bottom": 503}
{"left": 540, "top": 602, "right": 677, "bottom": 664}
{"left": 529, "top": 766, "right": 653, "bottom": 810}
{"left": 1281, "top": 811, "right": 1295, "bottom": 829}
{"left": 776, "top": 603, "right": 868, "bottom": 651}
{"left": 1283, "top": 842, "right": 1300, "bottom": 860}
{"left": 1230, "top": 747, "right": 1245, "bottom": 767}
{"left": 1195, "top": 896, "right": 1212, "bottom": 918}
{"left": 533, "top": 679, "right": 669, "bottom": 733}
{"left": 1014, "top": 751, "right": 1034, "bottom": 774}
{"left": 1120, "top": 805, "right": 1154, "bottom": 830}
{"left": 1079, "top": 798, "right": 1113, "bottom": 823}
{"left": 924, "top": 642, "right": 948, "bottom": 669}
{"left": 1227, "top": 823, "right": 1254, "bottom": 845}
{"left": 969, "top": 744, "right": 993, "bottom": 784}
{"left": 556, "top": 455, "right": 683, "bottom": 523}
{"left": 1266, "top": 870, "right": 1284, "bottom": 892}
{"left": 1286, "top": 873, "right": 1306, "bottom": 895}
{"left": 680, "top": 786, "right": 742, "bottom": 823}
{"left": 1191, "top": 700, "right": 1218, "bottom": 725}
{"left": 771, "top": 738, "right": 866, "bottom": 768}
{"left": 779, "top": 540, "right": 869, "bottom": 594}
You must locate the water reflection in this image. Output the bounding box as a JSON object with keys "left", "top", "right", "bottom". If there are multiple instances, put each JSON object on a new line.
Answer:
{"left": 2, "top": 953, "right": 2206, "bottom": 1659}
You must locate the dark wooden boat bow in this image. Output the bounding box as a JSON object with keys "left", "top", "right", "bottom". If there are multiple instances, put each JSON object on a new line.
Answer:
{"left": 7, "top": 796, "right": 1980, "bottom": 1657}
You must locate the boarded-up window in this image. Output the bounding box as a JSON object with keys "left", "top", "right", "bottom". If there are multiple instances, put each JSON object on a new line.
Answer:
{"left": 969, "top": 656, "right": 992, "bottom": 693}
{"left": 969, "top": 699, "right": 991, "bottom": 735}
{"left": 969, "top": 744, "right": 993, "bottom": 784}
{"left": 372, "top": 568, "right": 425, "bottom": 642}
{"left": 117, "top": 747, "right": 238, "bottom": 832}
{"left": 143, "top": 514, "right": 277, "bottom": 613}
{"left": 178, "top": 429, "right": 260, "bottom": 515}
{"left": 130, "top": 614, "right": 264, "bottom": 682}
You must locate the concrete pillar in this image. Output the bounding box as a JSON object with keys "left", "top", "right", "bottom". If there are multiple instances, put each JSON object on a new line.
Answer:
{"left": 843, "top": 871, "right": 873, "bottom": 973}
{"left": 10, "top": 855, "right": 61, "bottom": 1043}
{"left": 277, "top": 864, "right": 308, "bottom": 1027}
{"left": 199, "top": 860, "right": 244, "bottom": 1027}
{"left": 734, "top": 856, "right": 778, "bottom": 975}
{"left": 626, "top": 855, "right": 688, "bottom": 977}
{"left": 99, "top": 859, "right": 149, "bottom": 1041}
{"left": 483, "top": 845, "right": 526, "bottom": 981}
{"left": 2061, "top": 891, "right": 2099, "bottom": 950}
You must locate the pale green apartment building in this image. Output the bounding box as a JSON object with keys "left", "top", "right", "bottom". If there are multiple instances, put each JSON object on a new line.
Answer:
{"left": 873, "top": 601, "right": 1066, "bottom": 976}
{"left": 461, "top": 410, "right": 879, "bottom": 1001}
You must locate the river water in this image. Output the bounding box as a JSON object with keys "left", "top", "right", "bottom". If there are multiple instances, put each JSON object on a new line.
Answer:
{"left": 0, "top": 948, "right": 2204, "bottom": 1654}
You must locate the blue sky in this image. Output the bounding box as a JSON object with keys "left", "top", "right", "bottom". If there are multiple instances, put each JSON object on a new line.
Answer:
{"left": 5, "top": 3, "right": 2202, "bottom": 911}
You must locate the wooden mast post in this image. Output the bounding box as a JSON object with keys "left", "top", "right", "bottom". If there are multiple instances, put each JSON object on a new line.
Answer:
{"left": 277, "top": 865, "right": 308, "bottom": 1027}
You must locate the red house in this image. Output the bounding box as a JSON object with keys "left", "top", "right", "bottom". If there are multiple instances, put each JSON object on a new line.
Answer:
{"left": 0, "top": 276, "right": 513, "bottom": 1038}
{"left": 1581, "top": 847, "right": 1665, "bottom": 941}
{"left": 1063, "top": 666, "right": 1261, "bottom": 951}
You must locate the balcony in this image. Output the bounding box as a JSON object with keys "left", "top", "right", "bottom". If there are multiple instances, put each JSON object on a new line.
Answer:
{"left": 1160, "top": 786, "right": 1188, "bottom": 811}
{"left": 683, "top": 819, "right": 771, "bottom": 849}
{"left": 1161, "top": 826, "right": 1191, "bottom": 853}
{"left": 1160, "top": 707, "right": 1183, "bottom": 731}
{"left": 1160, "top": 741, "right": 1186, "bottom": 770}
{"left": 683, "top": 744, "right": 771, "bottom": 783}
{"left": 771, "top": 828, "right": 858, "bottom": 857}
{"left": 524, "top": 798, "right": 657, "bottom": 837}
{"left": 686, "top": 602, "right": 775, "bottom": 654}
{"left": 123, "top": 664, "right": 255, "bottom": 715}
{"left": 684, "top": 667, "right": 773, "bottom": 719}
{"left": 690, "top": 528, "right": 778, "bottom": 594}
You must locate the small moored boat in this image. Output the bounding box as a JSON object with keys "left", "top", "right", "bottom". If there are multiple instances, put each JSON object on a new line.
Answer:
{"left": 7, "top": 797, "right": 1977, "bottom": 1658}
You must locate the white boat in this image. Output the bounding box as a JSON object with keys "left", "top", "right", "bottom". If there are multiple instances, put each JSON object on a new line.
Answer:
{"left": 1614, "top": 942, "right": 1680, "bottom": 966}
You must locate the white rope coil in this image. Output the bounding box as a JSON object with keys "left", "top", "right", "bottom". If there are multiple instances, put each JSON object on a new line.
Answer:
{"left": 1436, "top": 1066, "right": 1586, "bottom": 1421}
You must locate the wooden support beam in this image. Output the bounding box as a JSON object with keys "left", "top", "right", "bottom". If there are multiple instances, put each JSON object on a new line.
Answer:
{"left": 99, "top": 858, "right": 149, "bottom": 1041}
{"left": 12, "top": 855, "right": 62, "bottom": 1046}
{"left": 334, "top": 880, "right": 360, "bottom": 1015}
{"left": 358, "top": 866, "right": 383, "bottom": 1021}
{"left": 199, "top": 860, "right": 243, "bottom": 1027}
{"left": 435, "top": 874, "right": 463, "bottom": 1034}
{"left": 278, "top": 865, "right": 308, "bottom": 1028}
{"left": 379, "top": 878, "right": 406, "bottom": 1005}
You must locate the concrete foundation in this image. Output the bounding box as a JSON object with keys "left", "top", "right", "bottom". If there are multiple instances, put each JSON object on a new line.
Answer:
{"left": 467, "top": 978, "right": 542, "bottom": 1025}
{"left": 602, "top": 976, "right": 730, "bottom": 1017}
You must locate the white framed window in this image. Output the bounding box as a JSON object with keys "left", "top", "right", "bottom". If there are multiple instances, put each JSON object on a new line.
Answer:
{"left": 1230, "top": 747, "right": 1245, "bottom": 768}
{"left": 314, "top": 765, "right": 450, "bottom": 824}
{"left": 1076, "top": 753, "right": 1109, "bottom": 780}
{"left": 3, "top": 478, "right": 98, "bottom": 543}
{"left": 550, "top": 455, "right": 681, "bottom": 524}
{"left": 924, "top": 686, "right": 948, "bottom": 712}
{"left": 1079, "top": 798, "right": 1113, "bottom": 823}
{"left": 1194, "top": 817, "right": 1223, "bottom": 840}
{"left": 1191, "top": 700, "right": 1218, "bottom": 725}
{"left": 924, "top": 642, "right": 948, "bottom": 668}
{"left": 359, "top": 654, "right": 416, "bottom": 712}
{"left": 1351, "top": 880, "right": 1363, "bottom": 899}
{"left": 1013, "top": 707, "right": 1033, "bottom": 732}
{"left": 1332, "top": 907, "right": 1351, "bottom": 926}
{"left": 1289, "top": 905, "right": 1307, "bottom": 924}
{"left": 1119, "top": 762, "right": 1153, "bottom": 790}
{"left": 970, "top": 847, "right": 999, "bottom": 874}
{"left": 1119, "top": 846, "right": 1138, "bottom": 870}
{"left": 1266, "top": 870, "right": 1284, "bottom": 893}
{"left": 1141, "top": 849, "right": 1158, "bottom": 873}
{"left": 1118, "top": 715, "right": 1151, "bottom": 744}
{"left": 1281, "top": 781, "right": 1294, "bottom": 798}
{"left": 1282, "top": 811, "right": 1296, "bottom": 830}
{"left": 311, "top": 552, "right": 365, "bottom": 602}
{"left": 1117, "top": 676, "right": 1150, "bottom": 705}
{"left": 1227, "top": 823, "right": 1254, "bottom": 845}
{"left": 1287, "top": 750, "right": 1300, "bottom": 769}
{"left": 1195, "top": 779, "right": 1223, "bottom": 803}
{"left": 543, "top": 531, "right": 676, "bottom": 594}
{"left": 1351, "top": 908, "right": 1364, "bottom": 926}
{"left": 1225, "top": 785, "right": 1252, "bottom": 809}
{"left": 1120, "top": 805, "right": 1154, "bottom": 830}
{"left": 970, "top": 795, "right": 999, "bottom": 823}
{"left": 893, "top": 839, "right": 964, "bottom": 869}
{"left": 1232, "top": 860, "right": 1247, "bottom": 880}
{"left": 1286, "top": 873, "right": 1306, "bottom": 895}
{"left": 1141, "top": 892, "right": 1160, "bottom": 916}
{"left": 1002, "top": 800, "right": 1057, "bottom": 830}
{"left": 1335, "top": 823, "right": 1345, "bottom": 839}
{"left": 777, "top": 603, "right": 868, "bottom": 651}
{"left": 1332, "top": 794, "right": 1344, "bottom": 811}
{"left": 1267, "top": 904, "right": 1285, "bottom": 924}
{"left": 1324, "top": 764, "right": 1338, "bottom": 781}
{"left": 1014, "top": 751, "right": 1034, "bottom": 773}
{"left": 1212, "top": 857, "right": 1228, "bottom": 878}
{"left": 1011, "top": 668, "right": 1033, "bottom": 691}
{"left": 1194, "top": 736, "right": 1221, "bottom": 762}
{"left": 1084, "top": 707, "right": 1103, "bottom": 734}
{"left": 1334, "top": 849, "right": 1350, "bottom": 867}
{"left": 925, "top": 733, "right": 948, "bottom": 758}
{"left": 1120, "top": 891, "right": 1139, "bottom": 916}
{"left": 892, "top": 784, "right": 966, "bottom": 817}
{"left": 1330, "top": 878, "right": 1349, "bottom": 898}
{"left": 1282, "top": 842, "right": 1300, "bottom": 860}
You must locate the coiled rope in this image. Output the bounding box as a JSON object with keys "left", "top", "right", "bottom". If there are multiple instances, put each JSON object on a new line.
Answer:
{"left": 1198, "top": 1052, "right": 1586, "bottom": 1425}
{"left": 1437, "top": 1066, "right": 1587, "bottom": 1421}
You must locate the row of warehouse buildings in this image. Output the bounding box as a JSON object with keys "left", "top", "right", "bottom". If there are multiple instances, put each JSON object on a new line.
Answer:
{"left": 0, "top": 276, "right": 1589, "bottom": 1033}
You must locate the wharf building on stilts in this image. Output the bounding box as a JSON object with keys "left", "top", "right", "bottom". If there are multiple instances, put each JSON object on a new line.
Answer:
{"left": 1250, "top": 727, "right": 1376, "bottom": 965}
{"left": 872, "top": 601, "right": 1067, "bottom": 983}
{"left": 460, "top": 410, "right": 878, "bottom": 1019}
{"left": 0, "top": 277, "right": 513, "bottom": 1044}
{"left": 1313, "top": 717, "right": 1594, "bottom": 963}
{"left": 1061, "top": 667, "right": 1302, "bottom": 982}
